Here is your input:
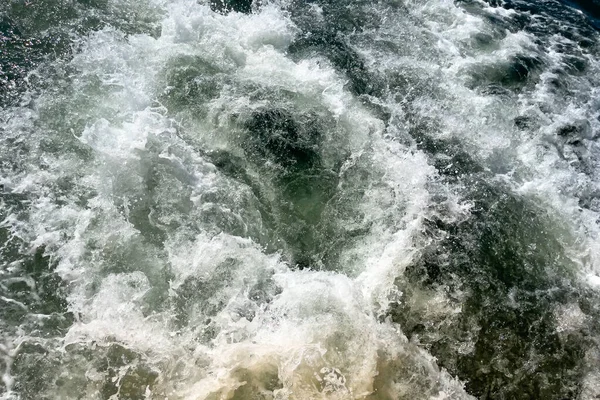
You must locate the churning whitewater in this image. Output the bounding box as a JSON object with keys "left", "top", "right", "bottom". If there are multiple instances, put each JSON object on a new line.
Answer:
{"left": 2, "top": 0, "right": 600, "bottom": 398}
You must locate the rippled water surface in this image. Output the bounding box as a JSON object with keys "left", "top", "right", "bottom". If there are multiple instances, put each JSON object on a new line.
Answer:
{"left": 2, "top": 0, "right": 600, "bottom": 398}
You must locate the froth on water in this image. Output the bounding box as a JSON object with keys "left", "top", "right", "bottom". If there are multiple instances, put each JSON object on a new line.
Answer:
{"left": 1, "top": 0, "right": 600, "bottom": 399}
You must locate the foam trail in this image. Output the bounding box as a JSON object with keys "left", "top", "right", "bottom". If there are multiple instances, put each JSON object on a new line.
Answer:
{"left": 1, "top": 0, "right": 600, "bottom": 398}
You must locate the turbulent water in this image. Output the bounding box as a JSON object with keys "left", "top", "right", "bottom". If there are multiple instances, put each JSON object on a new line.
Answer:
{"left": 2, "top": 0, "right": 600, "bottom": 398}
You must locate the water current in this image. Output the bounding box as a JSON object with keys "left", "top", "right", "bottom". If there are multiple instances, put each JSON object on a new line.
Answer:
{"left": 2, "top": 0, "right": 600, "bottom": 398}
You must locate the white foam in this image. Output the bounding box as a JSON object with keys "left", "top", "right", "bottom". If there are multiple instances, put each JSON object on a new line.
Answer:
{"left": 1, "top": 0, "right": 461, "bottom": 396}
{"left": 4, "top": 0, "right": 600, "bottom": 397}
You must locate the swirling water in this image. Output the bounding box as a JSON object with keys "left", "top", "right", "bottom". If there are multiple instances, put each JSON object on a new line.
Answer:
{"left": 2, "top": 0, "right": 600, "bottom": 398}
